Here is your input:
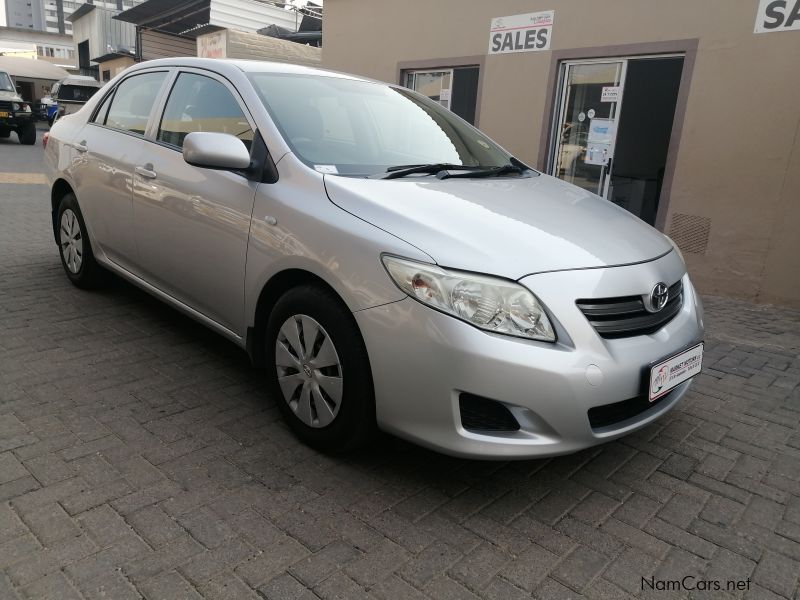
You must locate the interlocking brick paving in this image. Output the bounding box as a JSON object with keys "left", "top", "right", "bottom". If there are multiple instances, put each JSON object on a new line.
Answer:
{"left": 1, "top": 132, "right": 799, "bottom": 599}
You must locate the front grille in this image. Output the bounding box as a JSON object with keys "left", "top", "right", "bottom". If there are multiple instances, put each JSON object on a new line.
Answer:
{"left": 576, "top": 280, "right": 683, "bottom": 338}
{"left": 459, "top": 393, "right": 520, "bottom": 432}
{"left": 0, "top": 100, "right": 12, "bottom": 111}
{"left": 588, "top": 390, "right": 673, "bottom": 429}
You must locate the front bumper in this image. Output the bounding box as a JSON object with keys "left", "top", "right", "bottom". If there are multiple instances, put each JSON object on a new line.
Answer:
{"left": 0, "top": 112, "right": 34, "bottom": 128}
{"left": 354, "top": 251, "right": 704, "bottom": 459}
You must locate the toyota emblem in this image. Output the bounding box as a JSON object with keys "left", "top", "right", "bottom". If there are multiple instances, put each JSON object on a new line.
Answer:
{"left": 646, "top": 282, "right": 669, "bottom": 313}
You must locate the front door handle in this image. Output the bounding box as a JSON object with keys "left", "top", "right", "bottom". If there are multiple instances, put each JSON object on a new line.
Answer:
{"left": 135, "top": 165, "right": 157, "bottom": 179}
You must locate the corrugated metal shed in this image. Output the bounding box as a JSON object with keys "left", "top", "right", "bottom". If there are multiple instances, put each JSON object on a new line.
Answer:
{"left": 115, "top": 0, "right": 299, "bottom": 39}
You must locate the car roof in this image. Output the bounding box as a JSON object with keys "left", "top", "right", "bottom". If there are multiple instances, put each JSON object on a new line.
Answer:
{"left": 128, "top": 57, "right": 380, "bottom": 85}
{"left": 58, "top": 75, "right": 102, "bottom": 87}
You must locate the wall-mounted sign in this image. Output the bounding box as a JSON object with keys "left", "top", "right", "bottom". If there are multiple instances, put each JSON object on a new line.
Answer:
{"left": 754, "top": 0, "right": 800, "bottom": 33}
{"left": 601, "top": 86, "right": 621, "bottom": 102}
{"left": 488, "top": 11, "right": 554, "bottom": 54}
{"left": 197, "top": 30, "right": 227, "bottom": 58}
{"left": 587, "top": 108, "right": 596, "bottom": 119}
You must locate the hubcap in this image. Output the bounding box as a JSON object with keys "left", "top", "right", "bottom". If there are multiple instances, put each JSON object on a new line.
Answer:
{"left": 59, "top": 209, "right": 83, "bottom": 274}
{"left": 275, "top": 314, "right": 343, "bottom": 428}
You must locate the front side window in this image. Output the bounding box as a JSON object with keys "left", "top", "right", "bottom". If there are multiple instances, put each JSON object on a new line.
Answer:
{"left": 248, "top": 73, "right": 507, "bottom": 176}
{"left": 105, "top": 71, "right": 167, "bottom": 135}
{"left": 0, "top": 72, "right": 14, "bottom": 92}
{"left": 157, "top": 73, "right": 253, "bottom": 150}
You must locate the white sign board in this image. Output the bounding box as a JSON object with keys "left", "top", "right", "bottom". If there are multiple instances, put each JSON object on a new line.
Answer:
{"left": 197, "top": 30, "right": 227, "bottom": 58}
{"left": 601, "top": 86, "right": 621, "bottom": 103}
{"left": 754, "top": 0, "right": 800, "bottom": 33}
{"left": 488, "top": 11, "right": 554, "bottom": 54}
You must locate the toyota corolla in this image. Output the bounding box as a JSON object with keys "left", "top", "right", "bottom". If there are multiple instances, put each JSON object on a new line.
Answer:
{"left": 43, "top": 58, "right": 704, "bottom": 459}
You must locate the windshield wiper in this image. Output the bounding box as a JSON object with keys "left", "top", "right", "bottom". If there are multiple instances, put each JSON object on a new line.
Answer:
{"left": 435, "top": 163, "right": 526, "bottom": 180}
{"left": 377, "top": 163, "right": 482, "bottom": 180}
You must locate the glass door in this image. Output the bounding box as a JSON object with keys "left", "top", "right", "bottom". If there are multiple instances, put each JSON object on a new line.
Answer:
{"left": 551, "top": 61, "right": 625, "bottom": 196}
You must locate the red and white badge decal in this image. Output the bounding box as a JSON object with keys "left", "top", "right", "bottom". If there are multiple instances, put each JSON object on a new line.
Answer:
{"left": 649, "top": 343, "right": 704, "bottom": 402}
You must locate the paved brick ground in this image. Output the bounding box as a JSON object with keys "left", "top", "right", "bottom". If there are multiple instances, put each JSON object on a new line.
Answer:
{"left": 1, "top": 133, "right": 800, "bottom": 600}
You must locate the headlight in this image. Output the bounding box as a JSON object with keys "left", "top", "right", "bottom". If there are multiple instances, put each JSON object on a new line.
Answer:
{"left": 382, "top": 256, "right": 556, "bottom": 342}
{"left": 12, "top": 102, "right": 31, "bottom": 112}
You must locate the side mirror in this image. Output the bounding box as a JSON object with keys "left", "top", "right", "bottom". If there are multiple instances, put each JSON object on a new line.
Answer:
{"left": 182, "top": 132, "right": 251, "bottom": 170}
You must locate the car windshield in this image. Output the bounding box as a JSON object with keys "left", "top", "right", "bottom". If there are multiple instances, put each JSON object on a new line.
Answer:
{"left": 248, "top": 72, "right": 511, "bottom": 176}
{"left": 0, "top": 72, "right": 14, "bottom": 92}
{"left": 57, "top": 84, "right": 98, "bottom": 102}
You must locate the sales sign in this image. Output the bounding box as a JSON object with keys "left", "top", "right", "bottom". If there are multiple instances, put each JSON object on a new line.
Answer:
{"left": 754, "top": 0, "right": 800, "bottom": 33}
{"left": 488, "top": 11, "right": 554, "bottom": 54}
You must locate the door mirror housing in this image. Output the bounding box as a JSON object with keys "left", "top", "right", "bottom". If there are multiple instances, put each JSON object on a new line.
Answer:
{"left": 182, "top": 132, "right": 251, "bottom": 170}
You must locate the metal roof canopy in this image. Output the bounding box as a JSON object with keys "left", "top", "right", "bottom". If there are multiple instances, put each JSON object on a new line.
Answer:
{"left": 115, "top": 0, "right": 212, "bottom": 39}
{"left": 0, "top": 56, "right": 71, "bottom": 80}
{"left": 67, "top": 3, "right": 97, "bottom": 23}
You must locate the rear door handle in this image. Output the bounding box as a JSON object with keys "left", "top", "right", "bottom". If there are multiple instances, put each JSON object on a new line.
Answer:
{"left": 135, "top": 165, "right": 157, "bottom": 179}
{"left": 71, "top": 141, "right": 87, "bottom": 153}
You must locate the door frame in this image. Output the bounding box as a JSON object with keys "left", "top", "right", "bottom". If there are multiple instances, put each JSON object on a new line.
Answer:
{"left": 550, "top": 58, "right": 628, "bottom": 198}
{"left": 538, "top": 39, "right": 698, "bottom": 230}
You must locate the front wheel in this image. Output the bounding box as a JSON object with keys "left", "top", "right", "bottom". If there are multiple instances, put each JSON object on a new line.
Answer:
{"left": 56, "top": 193, "right": 104, "bottom": 288}
{"left": 18, "top": 122, "right": 36, "bottom": 145}
{"left": 265, "top": 285, "right": 376, "bottom": 453}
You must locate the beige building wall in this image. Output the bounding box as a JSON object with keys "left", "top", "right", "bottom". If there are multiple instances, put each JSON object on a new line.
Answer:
{"left": 96, "top": 55, "right": 135, "bottom": 81}
{"left": 197, "top": 29, "right": 321, "bottom": 66}
{"left": 322, "top": 1, "right": 800, "bottom": 307}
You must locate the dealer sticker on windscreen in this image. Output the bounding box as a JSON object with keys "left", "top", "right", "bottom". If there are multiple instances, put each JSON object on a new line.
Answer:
{"left": 649, "top": 343, "right": 704, "bottom": 402}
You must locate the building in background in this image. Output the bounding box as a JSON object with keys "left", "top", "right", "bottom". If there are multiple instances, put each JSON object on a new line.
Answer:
{"left": 323, "top": 1, "right": 800, "bottom": 307}
{"left": 0, "top": 54, "right": 69, "bottom": 100}
{"left": 3, "top": 0, "right": 45, "bottom": 30}
{"left": 0, "top": 25, "right": 76, "bottom": 69}
{"left": 68, "top": 3, "right": 135, "bottom": 78}
{"left": 2, "top": 1, "right": 144, "bottom": 35}
{"left": 115, "top": 0, "right": 321, "bottom": 62}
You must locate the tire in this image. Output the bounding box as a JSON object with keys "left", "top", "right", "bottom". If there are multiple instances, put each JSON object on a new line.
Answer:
{"left": 47, "top": 118, "right": 54, "bottom": 127}
{"left": 55, "top": 193, "right": 103, "bottom": 288}
{"left": 265, "top": 284, "right": 376, "bottom": 453}
{"left": 18, "top": 122, "right": 36, "bottom": 145}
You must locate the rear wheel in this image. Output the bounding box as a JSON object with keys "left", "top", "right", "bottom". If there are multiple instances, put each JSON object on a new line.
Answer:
{"left": 56, "top": 193, "right": 103, "bottom": 288}
{"left": 18, "top": 122, "right": 36, "bottom": 145}
{"left": 265, "top": 284, "right": 376, "bottom": 453}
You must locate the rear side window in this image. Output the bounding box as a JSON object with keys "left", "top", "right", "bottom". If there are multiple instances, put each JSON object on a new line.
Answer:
{"left": 92, "top": 91, "right": 114, "bottom": 125}
{"left": 105, "top": 72, "right": 167, "bottom": 136}
{"left": 157, "top": 72, "right": 253, "bottom": 150}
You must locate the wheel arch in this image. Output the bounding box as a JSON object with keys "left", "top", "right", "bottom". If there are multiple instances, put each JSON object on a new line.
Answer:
{"left": 247, "top": 268, "right": 354, "bottom": 367}
{"left": 50, "top": 178, "right": 75, "bottom": 239}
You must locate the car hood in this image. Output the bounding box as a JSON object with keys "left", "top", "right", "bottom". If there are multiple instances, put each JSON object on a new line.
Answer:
{"left": 324, "top": 172, "right": 673, "bottom": 280}
{"left": 0, "top": 90, "right": 22, "bottom": 102}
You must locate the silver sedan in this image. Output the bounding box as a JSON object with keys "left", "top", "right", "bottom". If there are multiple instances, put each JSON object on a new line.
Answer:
{"left": 44, "top": 58, "right": 704, "bottom": 459}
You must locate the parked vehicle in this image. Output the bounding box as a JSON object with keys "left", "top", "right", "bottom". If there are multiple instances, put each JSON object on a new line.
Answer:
{"left": 48, "top": 75, "right": 102, "bottom": 126}
{"left": 0, "top": 70, "right": 37, "bottom": 144}
{"left": 43, "top": 59, "right": 704, "bottom": 459}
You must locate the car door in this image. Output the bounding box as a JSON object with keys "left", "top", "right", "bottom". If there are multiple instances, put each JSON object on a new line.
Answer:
{"left": 132, "top": 69, "right": 259, "bottom": 336}
{"left": 69, "top": 70, "right": 169, "bottom": 269}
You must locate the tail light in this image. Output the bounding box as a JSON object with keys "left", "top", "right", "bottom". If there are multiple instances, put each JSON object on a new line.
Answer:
{"left": 42, "top": 132, "right": 49, "bottom": 149}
